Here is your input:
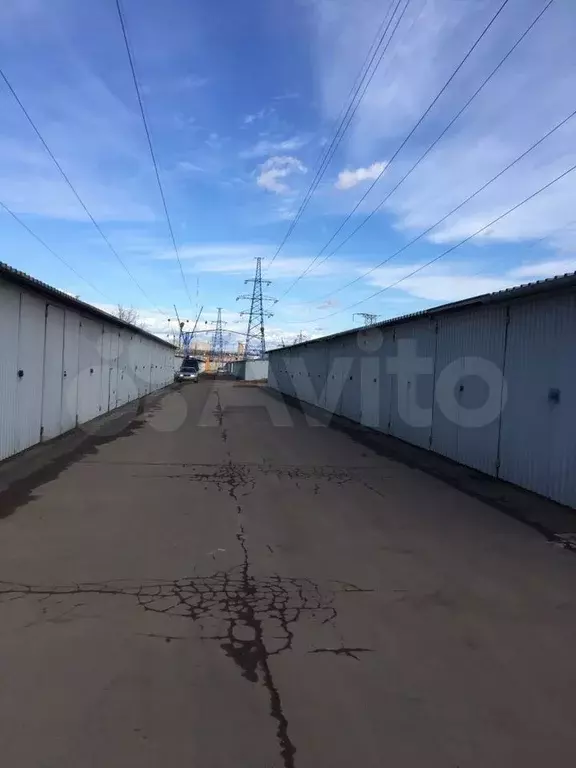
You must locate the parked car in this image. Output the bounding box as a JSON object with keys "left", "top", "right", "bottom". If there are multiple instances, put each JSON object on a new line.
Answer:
{"left": 175, "top": 359, "right": 199, "bottom": 383}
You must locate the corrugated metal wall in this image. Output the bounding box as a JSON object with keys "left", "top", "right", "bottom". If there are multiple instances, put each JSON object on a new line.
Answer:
{"left": 498, "top": 294, "right": 576, "bottom": 507}
{"left": 0, "top": 282, "right": 20, "bottom": 461}
{"left": 268, "top": 292, "right": 576, "bottom": 508}
{"left": 0, "top": 277, "right": 174, "bottom": 463}
{"left": 227, "top": 359, "right": 269, "bottom": 381}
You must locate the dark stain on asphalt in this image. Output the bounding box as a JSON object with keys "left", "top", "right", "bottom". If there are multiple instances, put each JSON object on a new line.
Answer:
{"left": 0, "top": 566, "right": 358, "bottom": 768}
{"left": 0, "top": 383, "right": 373, "bottom": 767}
{"left": 0, "top": 392, "right": 167, "bottom": 520}
{"left": 265, "top": 388, "right": 576, "bottom": 552}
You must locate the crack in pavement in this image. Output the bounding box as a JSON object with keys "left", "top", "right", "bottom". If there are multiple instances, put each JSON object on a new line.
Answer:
{"left": 309, "top": 647, "right": 374, "bottom": 661}
{"left": 0, "top": 567, "right": 348, "bottom": 768}
{"left": 138, "top": 462, "right": 256, "bottom": 497}
{"left": 213, "top": 388, "right": 228, "bottom": 443}
{"left": 0, "top": 388, "right": 372, "bottom": 766}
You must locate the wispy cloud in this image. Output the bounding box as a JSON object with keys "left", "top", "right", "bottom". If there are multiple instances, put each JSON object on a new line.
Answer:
{"left": 367, "top": 257, "right": 576, "bottom": 303}
{"left": 273, "top": 92, "right": 300, "bottom": 101}
{"left": 311, "top": 0, "right": 576, "bottom": 249}
{"left": 242, "top": 108, "right": 273, "bottom": 125}
{"left": 240, "top": 135, "right": 308, "bottom": 159}
{"left": 335, "top": 161, "right": 386, "bottom": 190}
{"left": 153, "top": 240, "right": 348, "bottom": 279}
{"left": 0, "top": 50, "right": 156, "bottom": 221}
{"left": 176, "top": 160, "right": 205, "bottom": 173}
{"left": 256, "top": 156, "right": 307, "bottom": 194}
{"left": 178, "top": 74, "right": 209, "bottom": 90}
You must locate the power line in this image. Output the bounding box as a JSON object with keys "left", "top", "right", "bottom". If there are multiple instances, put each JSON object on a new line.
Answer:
{"left": 308, "top": 160, "right": 576, "bottom": 322}
{"left": 327, "top": 104, "right": 576, "bottom": 302}
{"left": 278, "top": 0, "right": 512, "bottom": 300}
{"left": 0, "top": 67, "right": 167, "bottom": 316}
{"left": 0, "top": 200, "right": 111, "bottom": 302}
{"left": 267, "top": 0, "right": 412, "bottom": 268}
{"left": 114, "top": 0, "right": 194, "bottom": 311}
{"left": 302, "top": 0, "right": 557, "bottom": 301}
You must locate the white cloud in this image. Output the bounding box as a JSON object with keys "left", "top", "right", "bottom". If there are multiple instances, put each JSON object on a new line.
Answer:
{"left": 205, "top": 132, "right": 225, "bottom": 150}
{"left": 179, "top": 74, "right": 208, "bottom": 90}
{"left": 256, "top": 156, "right": 307, "bottom": 195}
{"left": 176, "top": 161, "right": 205, "bottom": 173}
{"left": 153, "top": 240, "right": 349, "bottom": 279}
{"left": 0, "top": 53, "right": 157, "bottom": 221}
{"left": 509, "top": 258, "right": 576, "bottom": 280}
{"left": 366, "top": 257, "right": 576, "bottom": 304}
{"left": 273, "top": 92, "right": 300, "bottom": 101}
{"left": 243, "top": 108, "right": 273, "bottom": 125}
{"left": 240, "top": 136, "right": 308, "bottom": 159}
{"left": 154, "top": 243, "right": 268, "bottom": 261}
{"left": 95, "top": 303, "right": 174, "bottom": 340}
{"left": 310, "top": 0, "right": 576, "bottom": 250}
{"left": 335, "top": 161, "right": 386, "bottom": 190}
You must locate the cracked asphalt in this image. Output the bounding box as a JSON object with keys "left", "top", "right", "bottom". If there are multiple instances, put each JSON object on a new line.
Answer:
{"left": 1, "top": 379, "right": 576, "bottom": 767}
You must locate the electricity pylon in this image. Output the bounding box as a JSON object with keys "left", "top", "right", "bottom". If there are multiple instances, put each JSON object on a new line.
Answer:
{"left": 237, "top": 257, "right": 276, "bottom": 358}
{"left": 210, "top": 308, "right": 226, "bottom": 364}
{"left": 353, "top": 312, "right": 379, "bottom": 326}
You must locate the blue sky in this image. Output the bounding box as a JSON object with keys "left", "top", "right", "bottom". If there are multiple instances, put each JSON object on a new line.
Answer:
{"left": 1, "top": 0, "right": 576, "bottom": 346}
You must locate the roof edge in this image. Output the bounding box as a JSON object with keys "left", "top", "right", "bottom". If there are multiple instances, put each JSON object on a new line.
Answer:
{"left": 270, "top": 271, "right": 576, "bottom": 353}
{"left": 0, "top": 261, "right": 175, "bottom": 349}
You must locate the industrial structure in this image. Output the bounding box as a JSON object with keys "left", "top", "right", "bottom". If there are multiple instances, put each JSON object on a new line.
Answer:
{"left": 237, "top": 257, "right": 276, "bottom": 359}
{"left": 353, "top": 312, "right": 380, "bottom": 326}
{"left": 225, "top": 358, "right": 269, "bottom": 381}
{"left": 268, "top": 273, "right": 576, "bottom": 509}
{"left": 209, "top": 308, "right": 225, "bottom": 367}
{"left": 0, "top": 263, "right": 175, "bottom": 463}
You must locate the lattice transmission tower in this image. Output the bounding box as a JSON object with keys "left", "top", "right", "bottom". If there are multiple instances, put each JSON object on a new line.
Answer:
{"left": 210, "top": 308, "right": 226, "bottom": 364}
{"left": 353, "top": 312, "right": 380, "bottom": 326}
{"left": 237, "top": 257, "right": 276, "bottom": 358}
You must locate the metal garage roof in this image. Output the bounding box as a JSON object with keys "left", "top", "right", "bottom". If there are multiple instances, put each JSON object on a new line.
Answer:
{"left": 0, "top": 261, "right": 175, "bottom": 349}
{"left": 272, "top": 271, "right": 576, "bottom": 352}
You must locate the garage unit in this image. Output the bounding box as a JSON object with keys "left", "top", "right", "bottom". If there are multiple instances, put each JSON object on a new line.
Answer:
{"left": 0, "top": 262, "right": 175, "bottom": 462}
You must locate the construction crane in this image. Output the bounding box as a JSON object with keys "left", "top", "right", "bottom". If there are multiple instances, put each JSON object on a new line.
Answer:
{"left": 168, "top": 305, "right": 189, "bottom": 352}
{"left": 182, "top": 305, "right": 203, "bottom": 356}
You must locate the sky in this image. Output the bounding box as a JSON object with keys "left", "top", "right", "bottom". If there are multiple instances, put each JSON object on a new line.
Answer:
{"left": 1, "top": 0, "right": 576, "bottom": 347}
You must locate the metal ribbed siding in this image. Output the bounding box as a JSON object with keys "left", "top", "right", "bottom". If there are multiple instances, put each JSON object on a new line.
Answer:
{"left": 498, "top": 294, "right": 576, "bottom": 507}
{"left": 78, "top": 318, "right": 102, "bottom": 424}
{"left": 359, "top": 328, "right": 394, "bottom": 432}
{"left": 0, "top": 282, "right": 20, "bottom": 460}
{"left": 16, "top": 292, "right": 46, "bottom": 453}
{"left": 389, "top": 319, "right": 436, "bottom": 448}
{"left": 340, "top": 334, "right": 362, "bottom": 423}
{"left": 61, "top": 311, "right": 80, "bottom": 433}
{"left": 41, "top": 304, "right": 65, "bottom": 440}
{"left": 1, "top": 274, "right": 174, "bottom": 463}
{"left": 269, "top": 285, "right": 576, "bottom": 508}
{"left": 431, "top": 305, "right": 507, "bottom": 476}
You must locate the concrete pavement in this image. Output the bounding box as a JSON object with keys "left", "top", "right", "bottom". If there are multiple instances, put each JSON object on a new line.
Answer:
{"left": 1, "top": 379, "right": 576, "bottom": 767}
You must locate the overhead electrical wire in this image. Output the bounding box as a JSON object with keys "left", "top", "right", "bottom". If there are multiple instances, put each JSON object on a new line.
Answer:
{"left": 114, "top": 0, "right": 194, "bottom": 311}
{"left": 278, "top": 0, "right": 513, "bottom": 300}
{"left": 0, "top": 68, "right": 168, "bottom": 317}
{"left": 307, "top": 160, "right": 576, "bottom": 322}
{"left": 303, "top": 0, "right": 558, "bottom": 303}
{"left": 0, "top": 200, "right": 111, "bottom": 302}
{"left": 267, "top": 0, "right": 413, "bottom": 268}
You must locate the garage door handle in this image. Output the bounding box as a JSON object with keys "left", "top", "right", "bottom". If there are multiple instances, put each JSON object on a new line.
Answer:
{"left": 90, "top": 368, "right": 94, "bottom": 374}
{"left": 63, "top": 371, "right": 67, "bottom": 378}
{"left": 17, "top": 369, "right": 24, "bottom": 378}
